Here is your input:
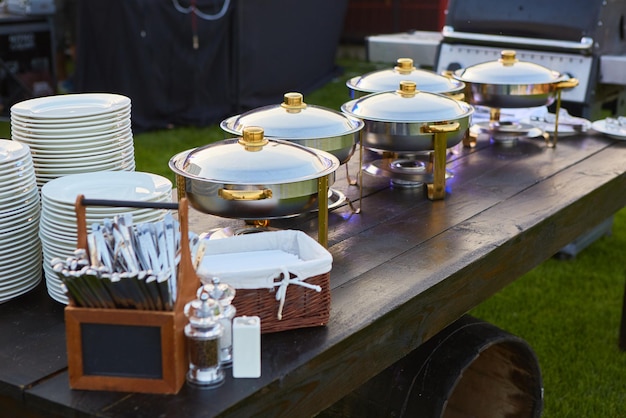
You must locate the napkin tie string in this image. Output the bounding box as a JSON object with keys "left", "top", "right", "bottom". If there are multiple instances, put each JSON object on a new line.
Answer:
{"left": 272, "top": 266, "right": 322, "bottom": 320}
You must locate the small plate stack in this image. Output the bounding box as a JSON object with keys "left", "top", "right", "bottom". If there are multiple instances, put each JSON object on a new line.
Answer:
{"left": 10, "top": 93, "right": 135, "bottom": 188}
{"left": 39, "top": 171, "right": 173, "bottom": 304}
{"left": 0, "top": 139, "right": 42, "bottom": 303}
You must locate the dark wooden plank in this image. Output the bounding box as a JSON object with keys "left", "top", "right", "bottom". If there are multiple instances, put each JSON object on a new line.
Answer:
{"left": 0, "top": 283, "right": 67, "bottom": 399}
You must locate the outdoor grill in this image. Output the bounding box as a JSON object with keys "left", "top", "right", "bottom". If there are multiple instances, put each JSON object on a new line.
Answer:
{"left": 434, "top": 0, "right": 626, "bottom": 120}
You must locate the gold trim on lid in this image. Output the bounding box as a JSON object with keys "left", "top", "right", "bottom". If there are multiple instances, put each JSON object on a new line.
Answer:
{"left": 280, "top": 92, "right": 307, "bottom": 113}
{"left": 238, "top": 126, "right": 268, "bottom": 151}
{"left": 395, "top": 58, "right": 416, "bottom": 74}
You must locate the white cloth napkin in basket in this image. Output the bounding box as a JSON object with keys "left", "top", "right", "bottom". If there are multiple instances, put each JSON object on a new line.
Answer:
{"left": 196, "top": 230, "right": 333, "bottom": 320}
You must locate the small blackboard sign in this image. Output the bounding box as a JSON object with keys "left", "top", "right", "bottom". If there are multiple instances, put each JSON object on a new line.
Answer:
{"left": 65, "top": 306, "right": 186, "bottom": 394}
{"left": 81, "top": 323, "right": 163, "bottom": 379}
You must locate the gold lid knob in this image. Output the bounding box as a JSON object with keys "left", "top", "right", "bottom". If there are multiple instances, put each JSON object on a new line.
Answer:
{"left": 280, "top": 92, "right": 307, "bottom": 113}
{"left": 397, "top": 80, "right": 419, "bottom": 97}
{"left": 499, "top": 50, "right": 518, "bottom": 66}
{"left": 239, "top": 126, "right": 268, "bottom": 151}
{"left": 395, "top": 58, "right": 416, "bottom": 74}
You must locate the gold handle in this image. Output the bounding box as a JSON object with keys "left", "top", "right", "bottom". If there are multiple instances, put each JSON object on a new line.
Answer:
{"left": 218, "top": 188, "right": 273, "bottom": 201}
{"left": 423, "top": 121, "right": 460, "bottom": 134}
{"left": 555, "top": 78, "right": 579, "bottom": 90}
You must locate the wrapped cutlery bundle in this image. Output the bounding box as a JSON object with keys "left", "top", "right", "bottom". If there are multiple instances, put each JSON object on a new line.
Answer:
{"left": 53, "top": 209, "right": 199, "bottom": 310}
{"left": 64, "top": 196, "right": 201, "bottom": 394}
{"left": 196, "top": 230, "right": 333, "bottom": 333}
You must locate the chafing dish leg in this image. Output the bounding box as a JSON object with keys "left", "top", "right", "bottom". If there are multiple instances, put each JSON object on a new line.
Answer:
{"left": 427, "top": 132, "right": 447, "bottom": 200}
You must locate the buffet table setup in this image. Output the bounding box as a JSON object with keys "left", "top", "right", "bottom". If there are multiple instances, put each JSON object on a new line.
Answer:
{"left": 1, "top": 42, "right": 626, "bottom": 416}
{"left": 1, "top": 121, "right": 625, "bottom": 416}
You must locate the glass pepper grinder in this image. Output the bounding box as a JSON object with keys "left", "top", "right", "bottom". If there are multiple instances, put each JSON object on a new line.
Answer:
{"left": 184, "top": 287, "right": 224, "bottom": 387}
{"left": 204, "top": 277, "right": 236, "bottom": 367}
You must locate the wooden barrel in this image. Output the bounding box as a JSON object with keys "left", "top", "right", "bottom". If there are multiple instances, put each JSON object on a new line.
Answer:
{"left": 319, "top": 315, "right": 543, "bottom": 418}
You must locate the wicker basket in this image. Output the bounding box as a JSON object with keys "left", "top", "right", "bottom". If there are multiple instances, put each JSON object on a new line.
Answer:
{"left": 234, "top": 271, "right": 331, "bottom": 333}
{"left": 196, "top": 230, "right": 332, "bottom": 334}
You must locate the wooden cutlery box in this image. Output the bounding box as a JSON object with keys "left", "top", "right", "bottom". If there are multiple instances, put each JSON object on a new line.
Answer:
{"left": 64, "top": 197, "right": 200, "bottom": 394}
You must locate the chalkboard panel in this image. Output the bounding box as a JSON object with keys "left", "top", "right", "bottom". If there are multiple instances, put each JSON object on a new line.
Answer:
{"left": 81, "top": 323, "right": 163, "bottom": 379}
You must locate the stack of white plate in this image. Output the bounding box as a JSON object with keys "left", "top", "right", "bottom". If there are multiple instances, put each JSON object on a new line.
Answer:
{"left": 10, "top": 93, "right": 135, "bottom": 188}
{"left": 39, "top": 171, "right": 173, "bottom": 304}
{"left": 0, "top": 140, "right": 42, "bottom": 303}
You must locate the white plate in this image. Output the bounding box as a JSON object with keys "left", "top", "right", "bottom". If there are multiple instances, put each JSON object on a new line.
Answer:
{"left": 32, "top": 148, "right": 134, "bottom": 164}
{"left": 0, "top": 187, "right": 39, "bottom": 211}
{"left": 0, "top": 173, "right": 37, "bottom": 195}
{"left": 0, "top": 251, "right": 42, "bottom": 279}
{"left": 39, "top": 211, "right": 167, "bottom": 238}
{"left": 1, "top": 211, "right": 40, "bottom": 233}
{"left": 34, "top": 156, "right": 135, "bottom": 174}
{"left": 0, "top": 160, "right": 36, "bottom": 177}
{"left": 10, "top": 109, "right": 131, "bottom": 129}
{"left": 41, "top": 202, "right": 169, "bottom": 224}
{"left": 0, "top": 267, "right": 42, "bottom": 291}
{"left": 15, "top": 137, "right": 133, "bottom": 155}
{"left": 0, "top": 275, "right": 42, "bottom": 298}
{"left": 0, "top": 156, "right": 33, "bottom": 171}
{"left": 25, "top": 136, "right": 134, "bottom": 156}
{"left": 33, "top": 150, "right": 133, "bottom": 168}
{"left": 11, "top": 93, "right": 131, "bottom": 119}
{"left": 45, "top": 280, "right": 68, "bottom": 305}
{"left": 0, "top": 139, "right": 31, "bottom": 164}
{"left": 0, "top": 274, "right": 42, "bottom": 303}
{"left": 12, "top": 125, "right": 132, "bottom": 143}
{"left": 41, "top": 171, "right": 172, "bottom": 204}
{"left": 0, "top": 238, "right": 41, "bottom": 263}
{"left": 0, "top": 154, "right": 35, "bottom": 169}
{"left": 11, "top": 107, "right": 131, "bottom": 126}
{"left": 0, "top": 212, "right": 40, "bottom": 235}
{"left": 11, "top": 120, "right": 132, "bottom": 139}
{"left": 591, "top": 119, "right": 626, "bottom": 140}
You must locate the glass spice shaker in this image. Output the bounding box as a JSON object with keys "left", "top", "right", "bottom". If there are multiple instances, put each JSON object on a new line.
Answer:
{"left": 184, "top": 287, "right": 224, "bottom": 387}
{"left": 204, "top": 277, "right": 236, "bottom": 367}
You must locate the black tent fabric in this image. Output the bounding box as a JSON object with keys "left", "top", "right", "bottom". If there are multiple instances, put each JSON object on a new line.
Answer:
{"left": 232, "top": 0, "right": 348, "bottom": 111}
{"left": 74, "top": 0, "right": 232, "bottom": 133}
{"left": 74, "top": 0, "right": 348, "bottom": 133}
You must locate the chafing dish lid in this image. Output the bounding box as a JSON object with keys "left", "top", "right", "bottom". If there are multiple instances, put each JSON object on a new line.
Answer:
{"left": 341, "top": 81, "right": 473, "bottom": 123}
{"left": 347, "top": 58, "right": 465, "bottom": 94}
{"left": 453, "top": 50, "right": 567, "bottom": 85}
{"left": 220, "top": 92, "right": 363, "bottom": 139}
{"left": 174, "top": 127, "right": 339, "bottom": 183}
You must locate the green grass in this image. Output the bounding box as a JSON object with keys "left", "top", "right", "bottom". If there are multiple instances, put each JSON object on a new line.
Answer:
{"left": 2, "top": 56, "right": 625, "bottom": 417}
{"left": 471, "top": 209, "right": 626, "bottom": 417}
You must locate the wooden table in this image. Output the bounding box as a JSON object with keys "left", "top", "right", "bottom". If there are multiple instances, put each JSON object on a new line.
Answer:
{"left": 1, "top": 131, "right": 625, "bottom": 417}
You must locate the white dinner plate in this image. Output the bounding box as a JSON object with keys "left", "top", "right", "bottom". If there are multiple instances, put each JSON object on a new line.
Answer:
{"left": 591, "top": 119, "right": 626, "bottom": 140}
{"left": 10, "top": 108, "right": 131, "bottom": 129}
{"left": 0, "top": 216, "right": 40, "bottom": 239}
{"left": 0, "top": 139, "right": 31, "bottom": 164}
{"left": 10, "top": 93, "right": 131, "bottom": 119}
{"left": 11, "top": 107, "right": 131, "bottom": 126}
{"left": 0, "top": 273, "right": 41, "bottom": 303}
{"left": 0, "top": 189, "right": 40, "bottom": 214}
{"left": 31, "top": 147, "right": 134, "bottom": 164}
{"left": 17, "top": 141, "right": 133, "bottom": 160}
{"left": 0, "top": 237, "right": 40, "bottom": 262}
{"left": 41, "top": 171, "right": 172, "bottom": 205}
{"left": 12, "top": 125, "right": 132, "bottom": 143}
{"left": 0, "top": 167, "right": 36, "bottom": 194}
{"left": 39, "top": 210, "right": 168, "bottom": 238}
{"left": 11, "top": 120, "right": 132, "bottom": 139}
